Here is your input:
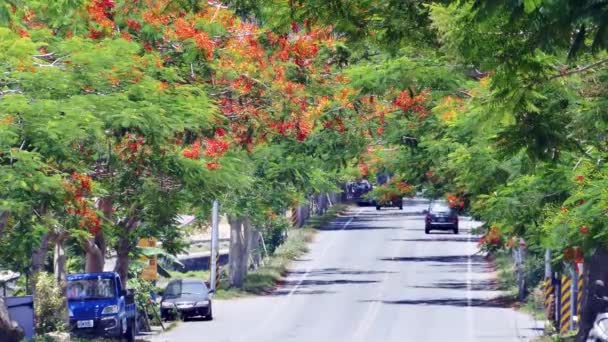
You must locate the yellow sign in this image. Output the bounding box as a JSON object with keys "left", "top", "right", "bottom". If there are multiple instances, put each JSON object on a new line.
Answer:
{"left": 139, "top": 237, "right": 158, "bottom": 281}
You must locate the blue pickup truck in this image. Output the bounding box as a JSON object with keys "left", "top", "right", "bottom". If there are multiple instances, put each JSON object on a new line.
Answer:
{"left": 66, "top": 272, "right": 137, "bottom": 341}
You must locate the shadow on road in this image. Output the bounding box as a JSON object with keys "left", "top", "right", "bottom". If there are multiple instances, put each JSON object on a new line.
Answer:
{"left": 390, "top": 236, "right": 480, "bottom": 243}
{"left": 360, "top": 296, "right": 514, "bottom": 308}
{"left": 286, "top": 268, "right": 396, "bottom": 276}
{"left": 318, "top": 222, "right": 402, "bottom": 231}
{"left": 379, "top": 255, "right": 484, "bottom": 263}
{"left": 412, "top": 279, "right": 499, "bottom": 291}
{"left": 279, "top": 279, "right": 380, "bottom": 286}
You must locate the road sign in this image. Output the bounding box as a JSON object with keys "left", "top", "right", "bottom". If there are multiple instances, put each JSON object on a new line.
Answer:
{"left": 139, "top": 237, "right": 158, "bottom": 281}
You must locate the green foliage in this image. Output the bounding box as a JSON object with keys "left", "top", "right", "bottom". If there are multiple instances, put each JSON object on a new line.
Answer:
{"left": 34, "top": 273, "right": 67, "bottom": 334}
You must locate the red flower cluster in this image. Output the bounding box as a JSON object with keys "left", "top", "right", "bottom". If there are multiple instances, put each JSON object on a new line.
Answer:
{"left": 173, "top": 18, "right": 215, "bottom": 60}
{"left": 64, "top": 173, "right": 101, "bottom": 235}
{"left": 580, "top": 225, "right": 589, "bottom": 234}
{"left": 446, "top": 193, "right": 465, "bottom": 209}
{"left": 87, "top": 0, "right": 115, "bottom": 32}
{"left": 359, "top": 163, "right": 369, "bottom": 177}
{"left": 564, "top": 247, "right": 584, "bottom": 263}
{"left": 182, "top": 140, "right": 201, "bottom": 159}
{"left": 394, "top": 90, "right": 430, "bottom": 116}
{"left": 116, "top": 134, "right": 146, "bottom": 162}
{"left": 126, "top": 19, "right": 141, "bottom": 31}
{"left": 204, "top": 139, "right": 230, "bottom": 158}
{"left": 478, "top": 226, "right": 502, "bottom": 249}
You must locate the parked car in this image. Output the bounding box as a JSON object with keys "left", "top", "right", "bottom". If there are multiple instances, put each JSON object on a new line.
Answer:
{"left": 66, "top": 272, "right": 137, "bottom": 341}
{"left": 160, "top": 279, "right": 213, "bottom": 321}
{"left": 424, "top": 201, "right": 459, "bottom": 234}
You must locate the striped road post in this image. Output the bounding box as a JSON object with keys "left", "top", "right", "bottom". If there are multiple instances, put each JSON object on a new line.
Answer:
{"left": 291, "top": 207, "right": 299, "bottom": 227}
{"left": 543, "top": 278, "right": 554, "bottom": 310}
{"left": 560, "top": 274, "right": 573, "bottom": 334}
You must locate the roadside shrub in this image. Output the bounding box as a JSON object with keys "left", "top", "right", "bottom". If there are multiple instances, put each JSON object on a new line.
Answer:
{"left": 34, "top": 272, "right": 67, "bottom": 334}
{"left": 127, "top": 277, "right": 161, "bottom": 327}
{"left": 263, "top": 217, "right": 290, "bottom": 255}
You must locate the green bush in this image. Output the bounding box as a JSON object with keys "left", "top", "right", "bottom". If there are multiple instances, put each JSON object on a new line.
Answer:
{"left": 262, "top": 217, "right": 290, "bottom": 255}
{"left": 34, "top": 273, "right": 67, "bottom": 334}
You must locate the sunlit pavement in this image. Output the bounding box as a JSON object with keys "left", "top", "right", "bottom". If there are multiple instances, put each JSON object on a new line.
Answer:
{"left": 146, "top": 198, "right": 543, "bottom": 342}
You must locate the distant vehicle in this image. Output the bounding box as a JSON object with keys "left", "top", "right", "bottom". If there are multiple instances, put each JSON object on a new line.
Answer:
{"left": 160, "top": 278, "right": 213, "bottom": 321}
{"left": 374, "top": 196, "right": 403, "bottom": 210}
{"left": 66, "top": 272, "right": 137, "bottom": 341}
{"left": 424, "top": 201, "right": 459, "bottom": 234}
{"left": 350, "top": 180, "right": 373, "bottom": 205}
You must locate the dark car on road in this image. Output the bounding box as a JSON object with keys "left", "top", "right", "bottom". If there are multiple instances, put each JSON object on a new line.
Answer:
{"left": 424, "top": 202, "right": 459, "bottom": 234}
{"left": 374, "top": 196, "right": 403, "bottom": 210}
{"left": 160, "top": 279, "right": 213, "bottom": 321}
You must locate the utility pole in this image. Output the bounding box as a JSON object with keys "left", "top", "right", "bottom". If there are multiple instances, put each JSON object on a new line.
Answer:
{"left": 210, "top": 200, "right": 220, "bottom": 291}
{"left": 545, "top": 249, "right": 552, "bottom": 278}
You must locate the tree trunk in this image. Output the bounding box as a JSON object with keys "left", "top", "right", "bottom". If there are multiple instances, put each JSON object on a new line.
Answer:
{"left": 83, "top": 239, "right": 105, "bottom": 273}
{"left": 113, "top": 217, "right": 138, "bottom": 285}
{"left": 0, "top": 211, "right": 9, "bottom": 239}
{"left": 0, "top": 298, "right": 24, "bottom": 342}
{"left": 249, "top": 228, "right": 262, "bottom": 270}
{"left": 115, "top": 235, "right": 131, "bottom": 286}
{"left": 53, "top": 235, "right": 67, "bottom": 284}
{"left": 576, "top": 248, "right": 608, "bottom": 341}
{"left": 53, "top": 233, "right": 69, "bottom": 329}
{"left": 31, "top": 232, "right": 51, "bottom": 274}
{"left": 228, "top": 216, "right": 253, "bottom": 287}
{"left": 83, "top": 197, "right": 111, "bottom": 272}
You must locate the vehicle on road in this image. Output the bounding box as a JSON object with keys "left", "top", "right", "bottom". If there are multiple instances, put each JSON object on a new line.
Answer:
{"left": 349, "top": 179, "right": 374, "bottom": 205}
{"left": 160, "top": 278, "right": 213, "bottom": 321}
{"left": 586, "top": 280, "right": 608, "bottom": 342}
{"left": 424, "top": 201, "right": 459, "bottom": 234}
{"left": 374, "top": 196, "right": 403, "bottom": 210}
{"left": 66, "top": 272, "right": 137, "bottom": 341}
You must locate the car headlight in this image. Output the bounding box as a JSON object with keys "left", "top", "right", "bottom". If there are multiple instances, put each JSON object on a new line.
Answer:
{"left": 161, "top": 301, "right": 175, "bottom": 309}
{"left": 102, "top": 305, "right": 119, "bottom": 315}
{"left": 195, "top": 300, "right": 210, "bottom": 307}
{"left": 69, "top": 309, "right": 74, "bottom": 318}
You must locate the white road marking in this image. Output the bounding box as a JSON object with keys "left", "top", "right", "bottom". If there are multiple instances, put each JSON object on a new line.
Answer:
{"left": 466, "top": 222, "right": 475, "bottom": 340}
{"left": 241, "top": 207, "right": 363, "bottom": 341}
{"left": 287, "top": 208, "right": 361, "bottom": 297}
{"left": 352, "top": 210, "right": 405, "bottom": 341}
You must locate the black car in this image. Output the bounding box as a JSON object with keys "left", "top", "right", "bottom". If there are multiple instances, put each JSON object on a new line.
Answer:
{"left": 160, "top": 278, "right": 213, "bottom": 321}
{"left": 424, "top": 202, "right": 459, "bottom": 234}
{"left": 374, "top": 197, "right": 403, "bottom": 210}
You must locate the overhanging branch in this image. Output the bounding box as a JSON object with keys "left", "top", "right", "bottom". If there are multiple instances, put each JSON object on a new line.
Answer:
{"left": 550, "top": 58, "right": 608, "bottom": 80}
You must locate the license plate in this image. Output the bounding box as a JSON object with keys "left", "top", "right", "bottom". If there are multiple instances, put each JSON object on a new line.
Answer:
{"left": 77, "top": 320, "right": 94, "bottom": 328}
{"left": 439, "top": 217, "right": 447, "bottom": 222}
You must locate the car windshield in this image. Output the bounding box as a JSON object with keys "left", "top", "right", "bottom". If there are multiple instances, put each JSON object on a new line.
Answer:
{"left": 164, "top": 281, "right": 208, "bottom": 298}
{"left": 430, "top": 203, "right": 453, "bottom": 214}
{"left": 67, "top": 278, "right": 115, "bottom": 300}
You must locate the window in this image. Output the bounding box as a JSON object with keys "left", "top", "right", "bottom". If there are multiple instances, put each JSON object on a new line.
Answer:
{"left": 67, "top": 278, "right": 115, "bottom": 300}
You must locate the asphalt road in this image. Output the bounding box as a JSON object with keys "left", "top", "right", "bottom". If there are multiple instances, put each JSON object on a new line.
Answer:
{"left": 147, "top": 198, "right": 542, "bottom": 342}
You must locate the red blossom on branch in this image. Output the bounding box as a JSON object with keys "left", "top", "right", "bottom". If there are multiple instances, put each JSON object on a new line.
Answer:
{"left": 394, "top": 90, "right": 430, "bottom": 116}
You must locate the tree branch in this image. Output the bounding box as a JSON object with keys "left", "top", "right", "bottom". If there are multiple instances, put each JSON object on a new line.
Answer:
{"left": 550, "top": 58, "right": 608, "bottom": 80}
{"left": 0, "top": 89, "right": 21, "bottom": 96}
